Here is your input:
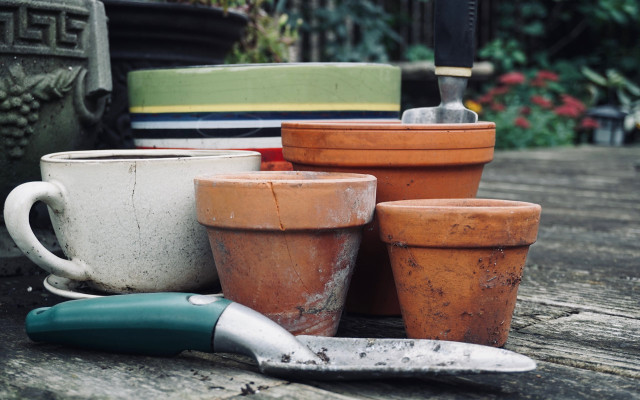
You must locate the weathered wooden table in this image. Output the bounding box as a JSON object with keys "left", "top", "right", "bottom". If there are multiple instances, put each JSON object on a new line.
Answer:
{"left": 1, "top": 146, "right": 639, "bottom": 399}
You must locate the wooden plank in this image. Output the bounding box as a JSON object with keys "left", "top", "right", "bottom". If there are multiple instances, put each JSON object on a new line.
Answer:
{"left": 505, "top": 312, "right": 640, "bottom": 379}
{"left": 307, "top": 360, "right": 640, "bottom": 400}
{"left": 0, "top": 321, "right": 287, "bottom": 400}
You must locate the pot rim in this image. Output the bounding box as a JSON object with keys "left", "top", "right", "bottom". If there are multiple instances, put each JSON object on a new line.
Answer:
{"left": 377, "top": 198, "right": 539, "bottom": 211}
{"left": 195, "top": 171, "right": 377, "bottom": 230}
{"left": 129, "top": 62, "right": 400, "bottom": 76}
{"left": 282, "top": 122, "right": 496, "bottom": 155}
{"left": 194, "top": 171, "right": 377, "bottom": 187}
{"left": 42, "top": 149, "right": 261, "bottom": 164}
{"left": 377, "top": 198, "right": 541, "bottom": 248}
{"left": 282, "top": 120, "right": 495, "bottom": 131}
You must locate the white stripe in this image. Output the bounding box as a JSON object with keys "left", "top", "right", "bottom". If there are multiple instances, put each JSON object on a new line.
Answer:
{"left": 132, "top": 120, "right": 283, "bottom": 129}
{"left": 131, "top": 118, "right": 398, "bottom": 130}
{"left": 134, "top": 137, "right": 283, "bottom": 149}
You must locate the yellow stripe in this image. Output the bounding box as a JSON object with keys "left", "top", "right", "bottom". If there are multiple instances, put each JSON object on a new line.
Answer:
{"left": 129, "top": 103, "right": 400, "bottom": 114}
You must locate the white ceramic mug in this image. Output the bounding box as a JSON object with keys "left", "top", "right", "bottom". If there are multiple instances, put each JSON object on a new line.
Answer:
{"left": 3, "top": 149, "right": 261, "bottom": 293}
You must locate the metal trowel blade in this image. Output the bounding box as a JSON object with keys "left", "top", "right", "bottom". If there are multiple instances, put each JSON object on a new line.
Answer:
{"left": 258, "top": 336, "right": 536, "bottom": 380}
{"left": 402, "top": 76, "right": 478, "bottom": 124}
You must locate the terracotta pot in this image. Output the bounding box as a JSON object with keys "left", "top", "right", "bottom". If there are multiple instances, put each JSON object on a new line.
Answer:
{"left": 281, "top": 121, "right": 496, "bottom": 315}
{"left": 195, "top": 171, "right": 376, "bottom": 336}
{"left": 377, "top": 199, "right": 541, "bottom": 347}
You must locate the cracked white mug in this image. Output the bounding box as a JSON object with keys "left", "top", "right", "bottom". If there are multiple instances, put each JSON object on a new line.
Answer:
{"left": 4, "top": 149, "right": 261, "bottom": 293}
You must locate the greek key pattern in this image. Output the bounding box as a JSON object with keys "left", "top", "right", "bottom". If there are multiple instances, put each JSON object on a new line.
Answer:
{"left": 0, "top": 3, "right": 89, "bottom": 58}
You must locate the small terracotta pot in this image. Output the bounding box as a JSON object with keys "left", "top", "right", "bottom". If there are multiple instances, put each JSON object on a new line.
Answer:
{"left": 194, "top": 171, "right": 376, "bottom": 336}
{"left": 281, "top": 121, "right": 496, "bottom": 315}
{"left": 377, "top": 199, "right": 541, "bottom": 347}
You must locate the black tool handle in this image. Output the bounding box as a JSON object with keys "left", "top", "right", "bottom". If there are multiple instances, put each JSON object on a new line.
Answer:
{"left": 434, "top": 0, "right": 478, "bottom": 70}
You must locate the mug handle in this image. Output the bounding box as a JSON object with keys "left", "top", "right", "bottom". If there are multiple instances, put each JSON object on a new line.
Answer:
{"left": 4, "top": 181, "right": 88, "bottom": 280}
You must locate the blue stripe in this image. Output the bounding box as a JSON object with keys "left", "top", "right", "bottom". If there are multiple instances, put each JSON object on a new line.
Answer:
{"left": 129, "top": 111, "right": 399, "bottom": 123}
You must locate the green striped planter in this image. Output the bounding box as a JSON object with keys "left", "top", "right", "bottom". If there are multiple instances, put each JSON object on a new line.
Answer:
{"left": 127, "top": 63, "right": 401, "bottom": 169}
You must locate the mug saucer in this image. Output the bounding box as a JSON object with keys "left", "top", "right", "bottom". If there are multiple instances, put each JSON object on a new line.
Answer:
{"left": 43, "top": 275, "right": 223, "bottom": 300}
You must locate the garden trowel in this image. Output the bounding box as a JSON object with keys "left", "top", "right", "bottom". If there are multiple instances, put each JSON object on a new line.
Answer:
{"left": 402, "top": 0, "right": 479, "bottom": 124}
{"left": 26, "top": 293, "right": 536, "bottom": 380}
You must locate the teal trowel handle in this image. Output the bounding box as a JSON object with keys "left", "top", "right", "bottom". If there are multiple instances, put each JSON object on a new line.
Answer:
{"left": 26, "top": 293, "right": 232, "bottom": 356}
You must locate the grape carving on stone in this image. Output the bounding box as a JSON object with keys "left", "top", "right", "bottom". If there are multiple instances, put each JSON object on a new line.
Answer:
{"left": 0, "top": 63, "right": 83, "bottom": 159}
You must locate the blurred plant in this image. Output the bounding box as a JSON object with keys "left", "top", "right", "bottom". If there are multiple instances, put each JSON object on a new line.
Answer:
{"left": 581, "top": 67, "right": 640, "bottom": 107}
{"left": 479, "top": 0, "right": 640, "bottom": 83}
{"left": 404, "top": 44, "right": 434, "bottom": 62}
{"left": 477, "top": 38, "right": 527, "bottom": 72}
{"left": 468, "top": 69, "right": 596, "bottom": 149}
{"left": 225, "top": 0, "right": 301, "bottom": 63}
{"left": 166, "top": 0, "right": 300, "bottom": 63}
{"left": 303, "top": 0, "right": 401, "bottom": 62}
{"left": 166, "top": 0, "right": 247, "bottom": 12}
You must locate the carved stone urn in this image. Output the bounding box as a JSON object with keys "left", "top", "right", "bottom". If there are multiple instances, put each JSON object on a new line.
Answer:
{"left": 1, "top": 0, "right": 111, "bottom": 275}
{"left": 0, "top": 0, "right": 111, "bottom": 213}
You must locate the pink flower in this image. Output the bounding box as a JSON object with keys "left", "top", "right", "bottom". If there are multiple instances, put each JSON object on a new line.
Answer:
{"left": 489, "top": 86, "right": 511, "bottom": 95}
{"left": 530, "top": 95, "right": 553, "bottom": 109}
{"left": 478, "top": 94, "right": 493, "bottom": 104}
{"left": 560, "top": 95, "right": 586, "bottom": 114}
{"left": 514, "top": 116, "right": 531, "bottom": 129}
{"left": 554, "top": 104, "right": 582, "bottom": 118}
{"left": 535, "top": 70, "right": 559, "bottom": 82}
{"left": 498, "top": 72, "right": 526, "bottom": 85}
{"left": 491, "top": 102, "right": 506, "bottom": 111}
{"left": 531, "top": 78, "right": 547, "bottom": 88}
{"left": 579, "top": 117, "right": 600, "bottom": 129}
{"left": 520, "top": 106, "right": 531, "bottom": 115}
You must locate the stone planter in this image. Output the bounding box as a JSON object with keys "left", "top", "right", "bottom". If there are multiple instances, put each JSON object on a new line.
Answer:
{"left": 282, "top": 121, "right": 496, "bottom": 315}
{"left": 377, "top": 199, "right": 540, "bottom": 346}
{"left": 0, "top": 0, "right": 111, "bottom": 210}
{"left": 195, "top": 171, "right": 376, "bottom": 335}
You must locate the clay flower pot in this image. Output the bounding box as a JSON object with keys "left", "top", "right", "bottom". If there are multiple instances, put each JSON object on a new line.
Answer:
{"left": 377, "top": 199, "right": 541, "bottom": 347}
{"left": 281, "top": 121, "right": 496, "bottom": 315}
{"left": 195, "top": 171, "right": 376, "bottom": 336}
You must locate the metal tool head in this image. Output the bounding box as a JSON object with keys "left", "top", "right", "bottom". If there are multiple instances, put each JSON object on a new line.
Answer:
{"left": 402, "top": 76, "right": 478, "bottom": 124}
{"left": 258, "top": 336, "right": 536, "bottom": 380}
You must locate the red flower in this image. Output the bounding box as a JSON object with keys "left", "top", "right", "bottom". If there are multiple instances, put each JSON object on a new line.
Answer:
{"left": 560, "top": 95, "right": 586, "bottom": 114}
{"left": 554, "top": 104, "right": 582, "bottom": 118}
{"left": 531, "top": 78, "right": 547, "bottom": 88}
{"left": 530, "top": 95, "right": 553, "bottom": 109}
{"left": 489, "top": 86, "right": 511, "bottom": 95}
{"left": 478, "top": 94, "right": 493, "bottom": 104}
{"left": 579, "top": 117, "right": 600, "bottom": 129}
{"left": 491, "top": 102, "right": 506, "bottom": 111}
{"left": 514, "top": 116, "right": 531, "bottom": 129}
{"left": 520, "top": 106, "right": 531, "bottom": 115}
{"left": 498, "top": 72, "right": 526, "bottom": 85}
{"left": 535, "top": 70, "right": 559, "bottom": 82}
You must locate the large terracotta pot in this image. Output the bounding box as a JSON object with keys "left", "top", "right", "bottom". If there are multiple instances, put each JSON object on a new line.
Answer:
{"left": 281, "top": 121, "right": 496, "bottom": 315}
{"left": 195, "top": 171, "right": 376, "bottom": 336}
{"left": 377, "top": 199, "right": 541, "bottom": 347}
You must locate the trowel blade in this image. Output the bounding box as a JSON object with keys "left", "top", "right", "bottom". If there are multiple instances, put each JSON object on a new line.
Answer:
{"left": 258, "top": 336, "right": 536, "bottom": 380}
{"left": 401, "top": 106, "right": 478, "bottom": 124}
{"left": 402, "top": 76, "right": 478, "bottom": 124}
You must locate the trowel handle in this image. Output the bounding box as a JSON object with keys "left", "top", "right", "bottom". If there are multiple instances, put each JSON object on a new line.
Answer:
{"left": 434, "top": 0, "right": 478, "bottom": 76}
{"left": 26, "top": 293, "right": 232, "bottom": 356}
